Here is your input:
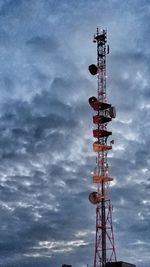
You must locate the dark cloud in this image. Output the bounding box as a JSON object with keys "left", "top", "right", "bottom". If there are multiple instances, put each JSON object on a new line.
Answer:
{"left": 0, "top": 0, "right": 149, "bottom": 267}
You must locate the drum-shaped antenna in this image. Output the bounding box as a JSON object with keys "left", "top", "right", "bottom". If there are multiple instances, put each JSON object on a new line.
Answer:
{"left": 88, "top": 64, "right": 98, "bottom": 75}
{"left": 89, "top": 192, "right": 101, "bottom": 204}
{"left": 109, "top": 106, "right": 116, "bottom": 118}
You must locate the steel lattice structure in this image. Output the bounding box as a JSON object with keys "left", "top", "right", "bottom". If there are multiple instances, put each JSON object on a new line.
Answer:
{"left": 88, "top": 28, "right": 117, "bottom": 267}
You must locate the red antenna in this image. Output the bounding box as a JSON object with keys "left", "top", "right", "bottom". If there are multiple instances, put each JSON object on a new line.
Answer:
{"left": 88, "top": 28, "right": 117, "bottom": 267}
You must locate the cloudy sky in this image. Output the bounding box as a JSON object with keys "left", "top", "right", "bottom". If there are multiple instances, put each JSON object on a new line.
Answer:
{"left": 0, "top": 0, "right": 149, "bottom": 266}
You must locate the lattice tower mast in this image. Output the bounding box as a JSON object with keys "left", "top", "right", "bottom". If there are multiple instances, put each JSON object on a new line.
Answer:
{"left": 88, "top": 28, "right": 117, "bottom": 267}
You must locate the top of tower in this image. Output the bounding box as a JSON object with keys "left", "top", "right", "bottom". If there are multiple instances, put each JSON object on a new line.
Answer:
{"left": 93, "top": 27, "right": 107, "bottom": 43}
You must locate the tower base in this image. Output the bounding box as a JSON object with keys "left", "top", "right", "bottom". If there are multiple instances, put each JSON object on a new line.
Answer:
{"left": 105, "top": 262, "right": 136, "bottom": 267}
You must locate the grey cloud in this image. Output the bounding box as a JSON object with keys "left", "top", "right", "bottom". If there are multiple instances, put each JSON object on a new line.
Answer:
{"left": 26, "top": 36, "right": 58, "bottom": 53}
{"left": 0, "top": 0, "right": 149, "bottom": 267}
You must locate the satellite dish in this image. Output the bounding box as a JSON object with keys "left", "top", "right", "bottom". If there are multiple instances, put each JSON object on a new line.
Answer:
{"left": 88, "top": 64, "right": 98, "bottom": 75}
{"left": 88, "top": 96, "right": 97, "bottom": 106}
{"left": 109, "top": 106, "right": 116, "bottom": 118}
{"left": 89, "top": 96, "right": 97, "bottom": 105}
{"left": 89, "top": 192, "right": 101, "bottom": 204}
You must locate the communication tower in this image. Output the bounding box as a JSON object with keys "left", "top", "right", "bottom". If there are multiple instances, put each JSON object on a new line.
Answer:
{"left": 88, "top": 28, "right": 117, "bottom": 267}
